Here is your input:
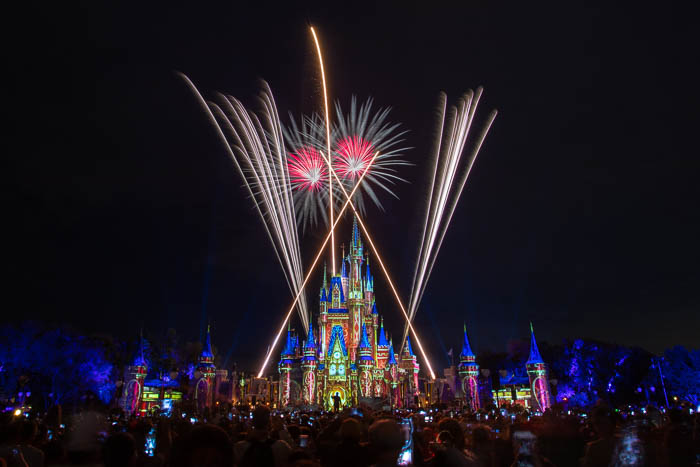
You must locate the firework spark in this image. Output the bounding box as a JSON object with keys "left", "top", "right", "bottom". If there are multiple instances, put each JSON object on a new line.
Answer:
{"left": 334, "top": 135, "right": 376, "bottom": 179}
{"left": 401, "top": 89, "right": 497, "bottom": 351}
{"left": 288, "top": 147, "right": 327, "bottom": 191}
{"left": 179, "top": 73, "right": 311, "bottom": 332}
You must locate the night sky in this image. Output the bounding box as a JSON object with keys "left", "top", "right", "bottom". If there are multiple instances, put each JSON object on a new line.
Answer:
{"left": 6, "top": 2, "right": 698, "bottom": 371}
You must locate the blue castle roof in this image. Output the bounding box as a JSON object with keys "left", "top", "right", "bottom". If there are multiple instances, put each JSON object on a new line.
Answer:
{"left": 200, "top": 324, "right": 214, "bottom": 359}
{"left": 305, "top": 321, "right": 316, "bottom": 349}
{"left": 388, "top": 341, "right": 398, "bottom": 365}
{"left": 405, "top": 335, "right": 416, "bottom": 357}
{"left": 327, "top": 325, "right": 348, "bottom": 357}
{"left": 460, "top": 323, "right": 475, "bottom": 358}
{"left": 352, "top": 215, "right": 360, "bottom": 247}
{"left": 527, "top": 322, "right": 545, "bottom": 364}
{"left": 133, "top": 330, "right": 147, "bottom": 367}
{"left": 359, "top": 323, "right": 371, "bottom": 349}
{"left": 341, "top": 258, "right": 348, "bottom": 278}
{"left": 281, "top": 325, "right": 295, "bottom": 356}
{"left": 329, "top": 276, "right": 345, "bottom": 303}
{"left": 320, "top": 287, "right": 327, "bottom": 302}
{"left": 378, "top": 319, "right": 389, "bottom": 346}
{"left": 372, "top": 302, "right": 378, "bottom": 315}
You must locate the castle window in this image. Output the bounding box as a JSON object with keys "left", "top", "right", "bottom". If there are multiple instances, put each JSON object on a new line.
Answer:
{"left": 330, "top": 364, "right": 337, "bottom": 376}
{"left": 338, "top": 364, "right": 345, "bottom": 375}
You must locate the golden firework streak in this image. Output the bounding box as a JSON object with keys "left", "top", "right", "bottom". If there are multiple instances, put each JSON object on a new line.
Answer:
{"left": 310, "top": 26, "right": 335, "bottom": 276}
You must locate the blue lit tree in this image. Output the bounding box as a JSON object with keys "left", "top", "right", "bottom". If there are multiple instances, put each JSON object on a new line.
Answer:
{"left": 0, "top": 323, "right": 115, "bottom": 408}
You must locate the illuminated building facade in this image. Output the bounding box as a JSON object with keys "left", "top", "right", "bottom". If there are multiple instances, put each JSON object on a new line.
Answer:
{"left": 490, "top": 324, "right": 553, "bottom": 411}
{"left": 119, "top": 325, "right": 231, "bottom": 415}
{"left": 279, "top": 218, "right": 420, "bottom": 409}
{"left": 458, "top": 324, "right": 480, "bottom": 411}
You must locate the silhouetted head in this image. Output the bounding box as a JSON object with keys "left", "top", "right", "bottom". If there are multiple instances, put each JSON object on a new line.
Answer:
{"left": 102, "top": 432, "right": 136, "bottom": 467}
{"left": 368, "top": 419, "right": 403, "bottom": 463}
{"left": 252, "top": 405, "right": 271, "bottom": 430}
{"left": 171, "top": 424, "right": 233, "bottom": 467}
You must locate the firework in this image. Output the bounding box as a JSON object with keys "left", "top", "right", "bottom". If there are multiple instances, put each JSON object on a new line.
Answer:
{"left": 179, "top": 73, "right": 311, "bottom": 332}
{"left": 401, "top": 89, "right": 497, "bottom": 350}
{"left": 334, "top": 135, "right": 375, "bottom": 179}
{"left": 284, "top": 97, "right": 411, "bottom": 230}
{"left": 288, "top": 147, "right": 327, "bottom": 192}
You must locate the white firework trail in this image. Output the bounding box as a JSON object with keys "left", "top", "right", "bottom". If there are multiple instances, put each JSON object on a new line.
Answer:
{"left": 178, "top": 73, "right": 310, "bottom": 332}
{"left": 401, "top": 88, "right": 497, "bottom": 350}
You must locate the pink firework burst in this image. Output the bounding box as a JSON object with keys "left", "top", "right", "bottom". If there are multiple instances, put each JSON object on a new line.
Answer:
{"left": 287, "top": 147, "right": 327, "bottom": 192}
{"left": 333, "top": 136, "right": 376, "bottom": 180}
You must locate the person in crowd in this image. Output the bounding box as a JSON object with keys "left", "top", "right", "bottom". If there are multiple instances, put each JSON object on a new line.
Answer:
{"left": 170, "top": 424, "right": 233, "bottom": 467}
{"left": 328, "top": 417, "right": 369, "bottom": 467}
{"left": 367, "top": 419, "right": 404, "bottom": 467}
{"left": 233, "top": 406, "right": 291, "bottom": 467}
{"left": 580, "top": 407, "right": 617, "bottom": 467}
{"left": 102, "top": 433, "right": 136, "bottom": 467}
{"left": 435, "top": 417, "right": 480, "bottom": 466}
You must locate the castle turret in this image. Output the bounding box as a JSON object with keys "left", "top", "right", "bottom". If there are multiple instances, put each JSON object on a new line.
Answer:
{"left": 376, "top": 317, "right": 390, "bottom": 369}
{"left": 278, "top": 323, "right": 295, "bottom": 407}
{"left": 526, "top": 323, "right": 552, "bottom": 412}
{"left": 121, "top": 330, "right": 148, "bottom": 415}
{"left": 402, "top": 335, "right": 420, "bottom": 403}
{"left": 358, "top": 323, "right": 374, "bottom": 397}
{"left": 195, "top": 324, "right": 217, "bottom": 412}
{"left": 371, "top": 302, "right": 379, "bottom": 361}
{"left": 301, "top": 322, "right": 317, "bottom": 405}
{"left": 319, "top": 263, "right": 329, "bottom": 360}
{"left": 458, "top": 323, "right": 480, "bottom": 411}
{"left": 388, "top": 338, "right": 399, "bottom": 407}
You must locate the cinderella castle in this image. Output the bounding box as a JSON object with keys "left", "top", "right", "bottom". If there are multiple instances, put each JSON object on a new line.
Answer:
{"left": 278, "top": 218, "right": 420, "bottom": 410}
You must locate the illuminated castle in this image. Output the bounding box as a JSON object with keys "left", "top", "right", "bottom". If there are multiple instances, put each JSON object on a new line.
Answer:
{"left": 279, "top": 217, "right": 420, "bottom": 409}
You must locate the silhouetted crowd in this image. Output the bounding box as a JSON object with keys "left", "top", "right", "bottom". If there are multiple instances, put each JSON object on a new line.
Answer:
{"left": 0, "top": 403, "right": 698, "bottom": 466}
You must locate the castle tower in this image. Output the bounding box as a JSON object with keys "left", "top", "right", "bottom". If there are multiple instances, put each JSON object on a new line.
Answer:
{"left": 358, "top": 323, "right": 374, "bottom": 397}
{"left": 388, "top": 338, "right": 399, "bottom": 407}
{"left": 348, "top": 216, "right": 364, "bottom": 361}
{"left": 319, "top": 263, "right": 329, "bottom": 361}
{"left": 364, "top": 257, "right": 374, "bottom": 306}
{"left": 301, "top": 322, "right": 317, "bottom": 405}
{"left": 121, "top": 330, "right": 148, "bottom": 415}
{"left": 278, "top": 324, "right": 295, "bottom": 407}
{"left": 526, "top": 323, "right": 552, "bottom": 412}
{"left": 376, "top": 317, "right": 390, "bottom": 369}
{"left": 402, "top": 335, "right": 420, "bottom": 399}
{"left": 195, "top": 324, "right": 217, "bottom": 412}
{"left": 458, "top": 323, "right": 480, "bottom": 411}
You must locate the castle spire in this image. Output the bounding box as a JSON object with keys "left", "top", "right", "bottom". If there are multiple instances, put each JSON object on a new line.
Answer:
{"left": 359, "top": 323, "right": 371, "bottom": 349}
{"left": 305, "top": 320, "right": 316, "bottom": 349}
{"left": 282, "top": 320, "right": 295, "bottom": 356}
{"left": 134, "top": 328, "right": 147, "bottom": 367}
{"left": 388, "top": 337, "right": 397, "bottom": 365}
{"left": 323, "top": 261, "right": 327, "bottom": 290}
{"left": 201, "top": 322, "right": 214, "bottom": 358}
{"left": 378, "top": 317, "right": 389, "bottom": 346}
{"left": 460, "top": 322, "right": 475, "bottom": 358}
{"left": 527, "top": 322, "right": 544, "bottom": 364}
{"left": 404, "top": 334, "right": 416, "bottom": 357}
{"left": 352, "top": 215, "right": 360, "bottom": 247}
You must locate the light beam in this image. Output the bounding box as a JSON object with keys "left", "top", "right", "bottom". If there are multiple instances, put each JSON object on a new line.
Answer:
{"left": 310, "top": 26, "right": 335, "bottom": 276}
